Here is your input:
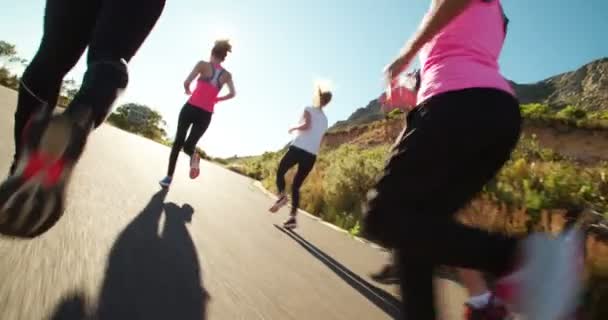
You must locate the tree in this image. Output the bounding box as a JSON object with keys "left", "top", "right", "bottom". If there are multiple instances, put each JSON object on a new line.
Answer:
{"left": 0, "top": 40, "right": 21, "bottom": 90}
{"left": 107, "top": 103, "right": 168, "bottom": 142}
{"left": 58, "top": 79, "right": 80, "bottom": 107}
{"left": 0, "top": 41, "right": 17, "bottom": 61}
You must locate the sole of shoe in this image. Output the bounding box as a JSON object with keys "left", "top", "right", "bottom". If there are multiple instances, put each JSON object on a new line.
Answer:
{"left": 0, "top": 113, "right": 85, "bottom": 238}
{"left": 283, "top": 222, "right": 297, "bottom": 230}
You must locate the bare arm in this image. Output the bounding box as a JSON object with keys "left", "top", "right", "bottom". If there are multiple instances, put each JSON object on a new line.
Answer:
{"left": 216, "top": 73, "right": 236, "bottom": 102}
{"left": 386, "top": 0, "right": 474, "bottom": 78}
{"left": 184, "top": 61, "right": 205, "bottom": 95}
{"left": 288, "top": 110, "right": 311, "bottom": 133}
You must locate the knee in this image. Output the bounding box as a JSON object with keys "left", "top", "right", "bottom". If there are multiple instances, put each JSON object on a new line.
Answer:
{"left": 20, "top": 58, "right": 65, "bottom": 92}
{"left": 82, "top": 60, "right": 129, "bottom": 90}
{"left": 25, "top": 44, "right": 81, "bottom": 84}
{"left": 182, "top": 144, "right": 195, "bottom": 156}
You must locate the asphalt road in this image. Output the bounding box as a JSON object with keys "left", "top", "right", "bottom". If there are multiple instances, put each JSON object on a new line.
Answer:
{"left": 0, "top": 86, "right": 466, "bottom": 320}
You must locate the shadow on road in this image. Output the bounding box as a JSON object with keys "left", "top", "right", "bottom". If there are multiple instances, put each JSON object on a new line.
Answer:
{"left": 49, "top": 189, "right": 209, "bottom": 320}
{"left": 274, "top": 224, "right": 402, "bottom": 319}
{"left": 47, "top": 293, "right": 88, "bottom": 320}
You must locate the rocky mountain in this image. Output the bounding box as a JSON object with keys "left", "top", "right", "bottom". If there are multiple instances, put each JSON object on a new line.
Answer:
{"left": 331, "top": 57, "right": 608, "bottom": 131}
{"left": 511, "top": 57, "right": 608, "bottom": 110}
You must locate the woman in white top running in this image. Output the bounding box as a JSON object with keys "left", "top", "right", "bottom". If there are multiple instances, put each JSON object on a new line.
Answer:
{"left": 269, "top": 89, "right": 332, "bottom": 229}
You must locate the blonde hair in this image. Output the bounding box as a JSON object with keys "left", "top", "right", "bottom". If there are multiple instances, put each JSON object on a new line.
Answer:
{"left": 312, "top": 80, "right": 333, "bottom": 108}
{"left": 211, "top": 39, "right": 232, "bottom": 61}
{"left": 314, "top": 91, "right": 332, "bottom": 108}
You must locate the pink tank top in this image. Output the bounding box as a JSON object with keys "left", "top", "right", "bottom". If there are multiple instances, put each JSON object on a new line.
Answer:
{"left": 417, "top": 0, "right": 515, "bottom": 104}
{"left": 188, "top": 63, "right": 225, "bottom": 112}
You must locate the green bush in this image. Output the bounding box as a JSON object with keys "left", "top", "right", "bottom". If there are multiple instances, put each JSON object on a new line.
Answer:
{"left": 521, "top": 103, "right": 551, "bottom": 120}
{"left": 319, "top": 145, "right": 387, "bottom": 230}
{"left": 234, "top": 136, "right": 607, "bottom": 231}
{"left": 557, "top": 105, "right": 587, "bottom": 120}
{"left": 488, "top": 159, "right": 607, "bottom": 216}
{"left": 520, "top": 103, "right": 608, "bottom": 130}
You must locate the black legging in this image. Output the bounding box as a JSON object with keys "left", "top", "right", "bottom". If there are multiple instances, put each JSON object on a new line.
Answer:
{"left": 166, "top": 103, "right": 212, "bottom": 177}
{"left": 363, "top": 88, "right": 522, "bottom": 320}
{"left": 276, "top": 146, "right": 316, "bottom": 215}
{"left": 12, "top": 0, "right": 165, "bottom": 172}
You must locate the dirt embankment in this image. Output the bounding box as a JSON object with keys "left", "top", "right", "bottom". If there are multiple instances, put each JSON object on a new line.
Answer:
{"left": 324, "top": 118, "right": 608, "bottom": 163}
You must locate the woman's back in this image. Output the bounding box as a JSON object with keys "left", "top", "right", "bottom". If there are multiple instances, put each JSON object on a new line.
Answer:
{"left": 188, "top": 62, "right": 230, "bottom": 112}
{"left": 417, "top": 0, "right": 514, "bottom": 103}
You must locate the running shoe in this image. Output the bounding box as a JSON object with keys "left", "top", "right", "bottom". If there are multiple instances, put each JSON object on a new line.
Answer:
{"left": 464, "top": 295, "right": 513, "bottom": 320}
{"left": 283, "top": 215, "right": 297, "bottom": 230}
{"left": 189, "top": 153, "right": 200, "bottom": 179}
{"left": 494, "top": 229, "right": 584, "bottom": 320}
{"left": 0, "top": 108, "right": 91, "bottom": 238}
{"left": 159, "top": 176, "right": 172, "bottom": 188}
{"left": 370, "top": 263, "right": 400, "bottom": 284}
{"left": 268, "top": 194, "right": 288, "bottom": 213}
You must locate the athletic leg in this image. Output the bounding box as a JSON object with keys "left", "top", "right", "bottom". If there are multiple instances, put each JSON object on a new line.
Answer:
{"left": 182, "top": 107, "right": 212, "bottom": 179}
{"left": 0, "top": 0, "right": 167, "bottom": 238}
{"left": 65, "top": 0, "right": 166, "bottom": 128}
{"left": 11, "top": 0, "right": 99, "bottom": 175}
{"left": 371, "top": 114, "right": 415, "bottom": 284}
{"left": 269, "top": 147, "right": 298, "bottom": 213}
{"left": 166, "top": 105, "right": 194, "bottom": 178}
{"left": 460, "top": 268, "right": 511, "bottom": 320}
{"left": 182, "top": 109, "right": 212, "bottom": 157}
{"left": 0, "top": 0, "right": 101, "bottom": 237}
{"left": 281, "top": 148, "right": 315, "bottom": 229}
{"left": 398, "top": 254, "right": 435, "bottom": 320}
{"left": 276, "top": 148, "right": 299, "bottom": 195}
{"left": 289, "top": 150, "right": 315, "bottom": 215}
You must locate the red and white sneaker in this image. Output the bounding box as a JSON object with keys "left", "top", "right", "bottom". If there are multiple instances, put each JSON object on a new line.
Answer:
{"left": 494, "top": 229, "right": 584, "bottom": 320}
{"left": 189, "top": 153, "right": 200, "bottom": 179}
{"left": 0, "top": 109, "right": 91, "bottom": 238}
{"left": 464, "top": 295, "right": 514, "bottom": 320}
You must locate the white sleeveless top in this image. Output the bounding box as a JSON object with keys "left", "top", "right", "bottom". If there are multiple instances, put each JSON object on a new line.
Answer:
{"left": 291, "top": 106, "right": 328, "bottom": 155}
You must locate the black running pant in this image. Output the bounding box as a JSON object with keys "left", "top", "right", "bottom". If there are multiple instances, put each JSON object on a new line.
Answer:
{"left": 12, "top": 0, "right": 165, "bottom": 171}
{"left": 363, "top": 88, "right": 522, "bottom": 320}
{"left": 166, "top": 103, "right": 212, "bottom": 177}
{"left": 276, "top": 146, "right": 316, "bottom": 215}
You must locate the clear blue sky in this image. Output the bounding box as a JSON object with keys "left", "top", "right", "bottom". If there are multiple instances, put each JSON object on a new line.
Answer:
{"left": 1, "top": 0, "right": 607, "bottom": 157}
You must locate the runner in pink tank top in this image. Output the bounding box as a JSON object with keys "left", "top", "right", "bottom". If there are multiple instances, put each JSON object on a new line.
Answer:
{"left": 159, "top": 40, "right": 236, "bottom": 188}
{"left": 188, "top": 62, "right": 226, "bottom": 113}
{"left": 364, "top": 2, "right": 583, "bottom": 320}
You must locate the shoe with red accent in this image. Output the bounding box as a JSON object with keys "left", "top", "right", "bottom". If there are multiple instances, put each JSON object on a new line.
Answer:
{"left": 464, "top": 295, "right": 513, "bottom": 320}
{"left": 189, "top": 153, "right": 200, "bottom": 179}
{"left": 0, "top": 109, "right": 91, "bottom": 238}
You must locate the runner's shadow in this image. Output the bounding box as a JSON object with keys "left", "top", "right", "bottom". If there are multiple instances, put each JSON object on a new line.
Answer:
{"left": 94, "top": 189, "right": 208, "bottom": 319}
{"left": 47, "top": 293, "right": 88, "bottom": 320}
{"left": 273, "top": 224, "right": 402, "bottom": 319}
{"left": 48, "top": 189, "right": 209, "bottom": 320}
